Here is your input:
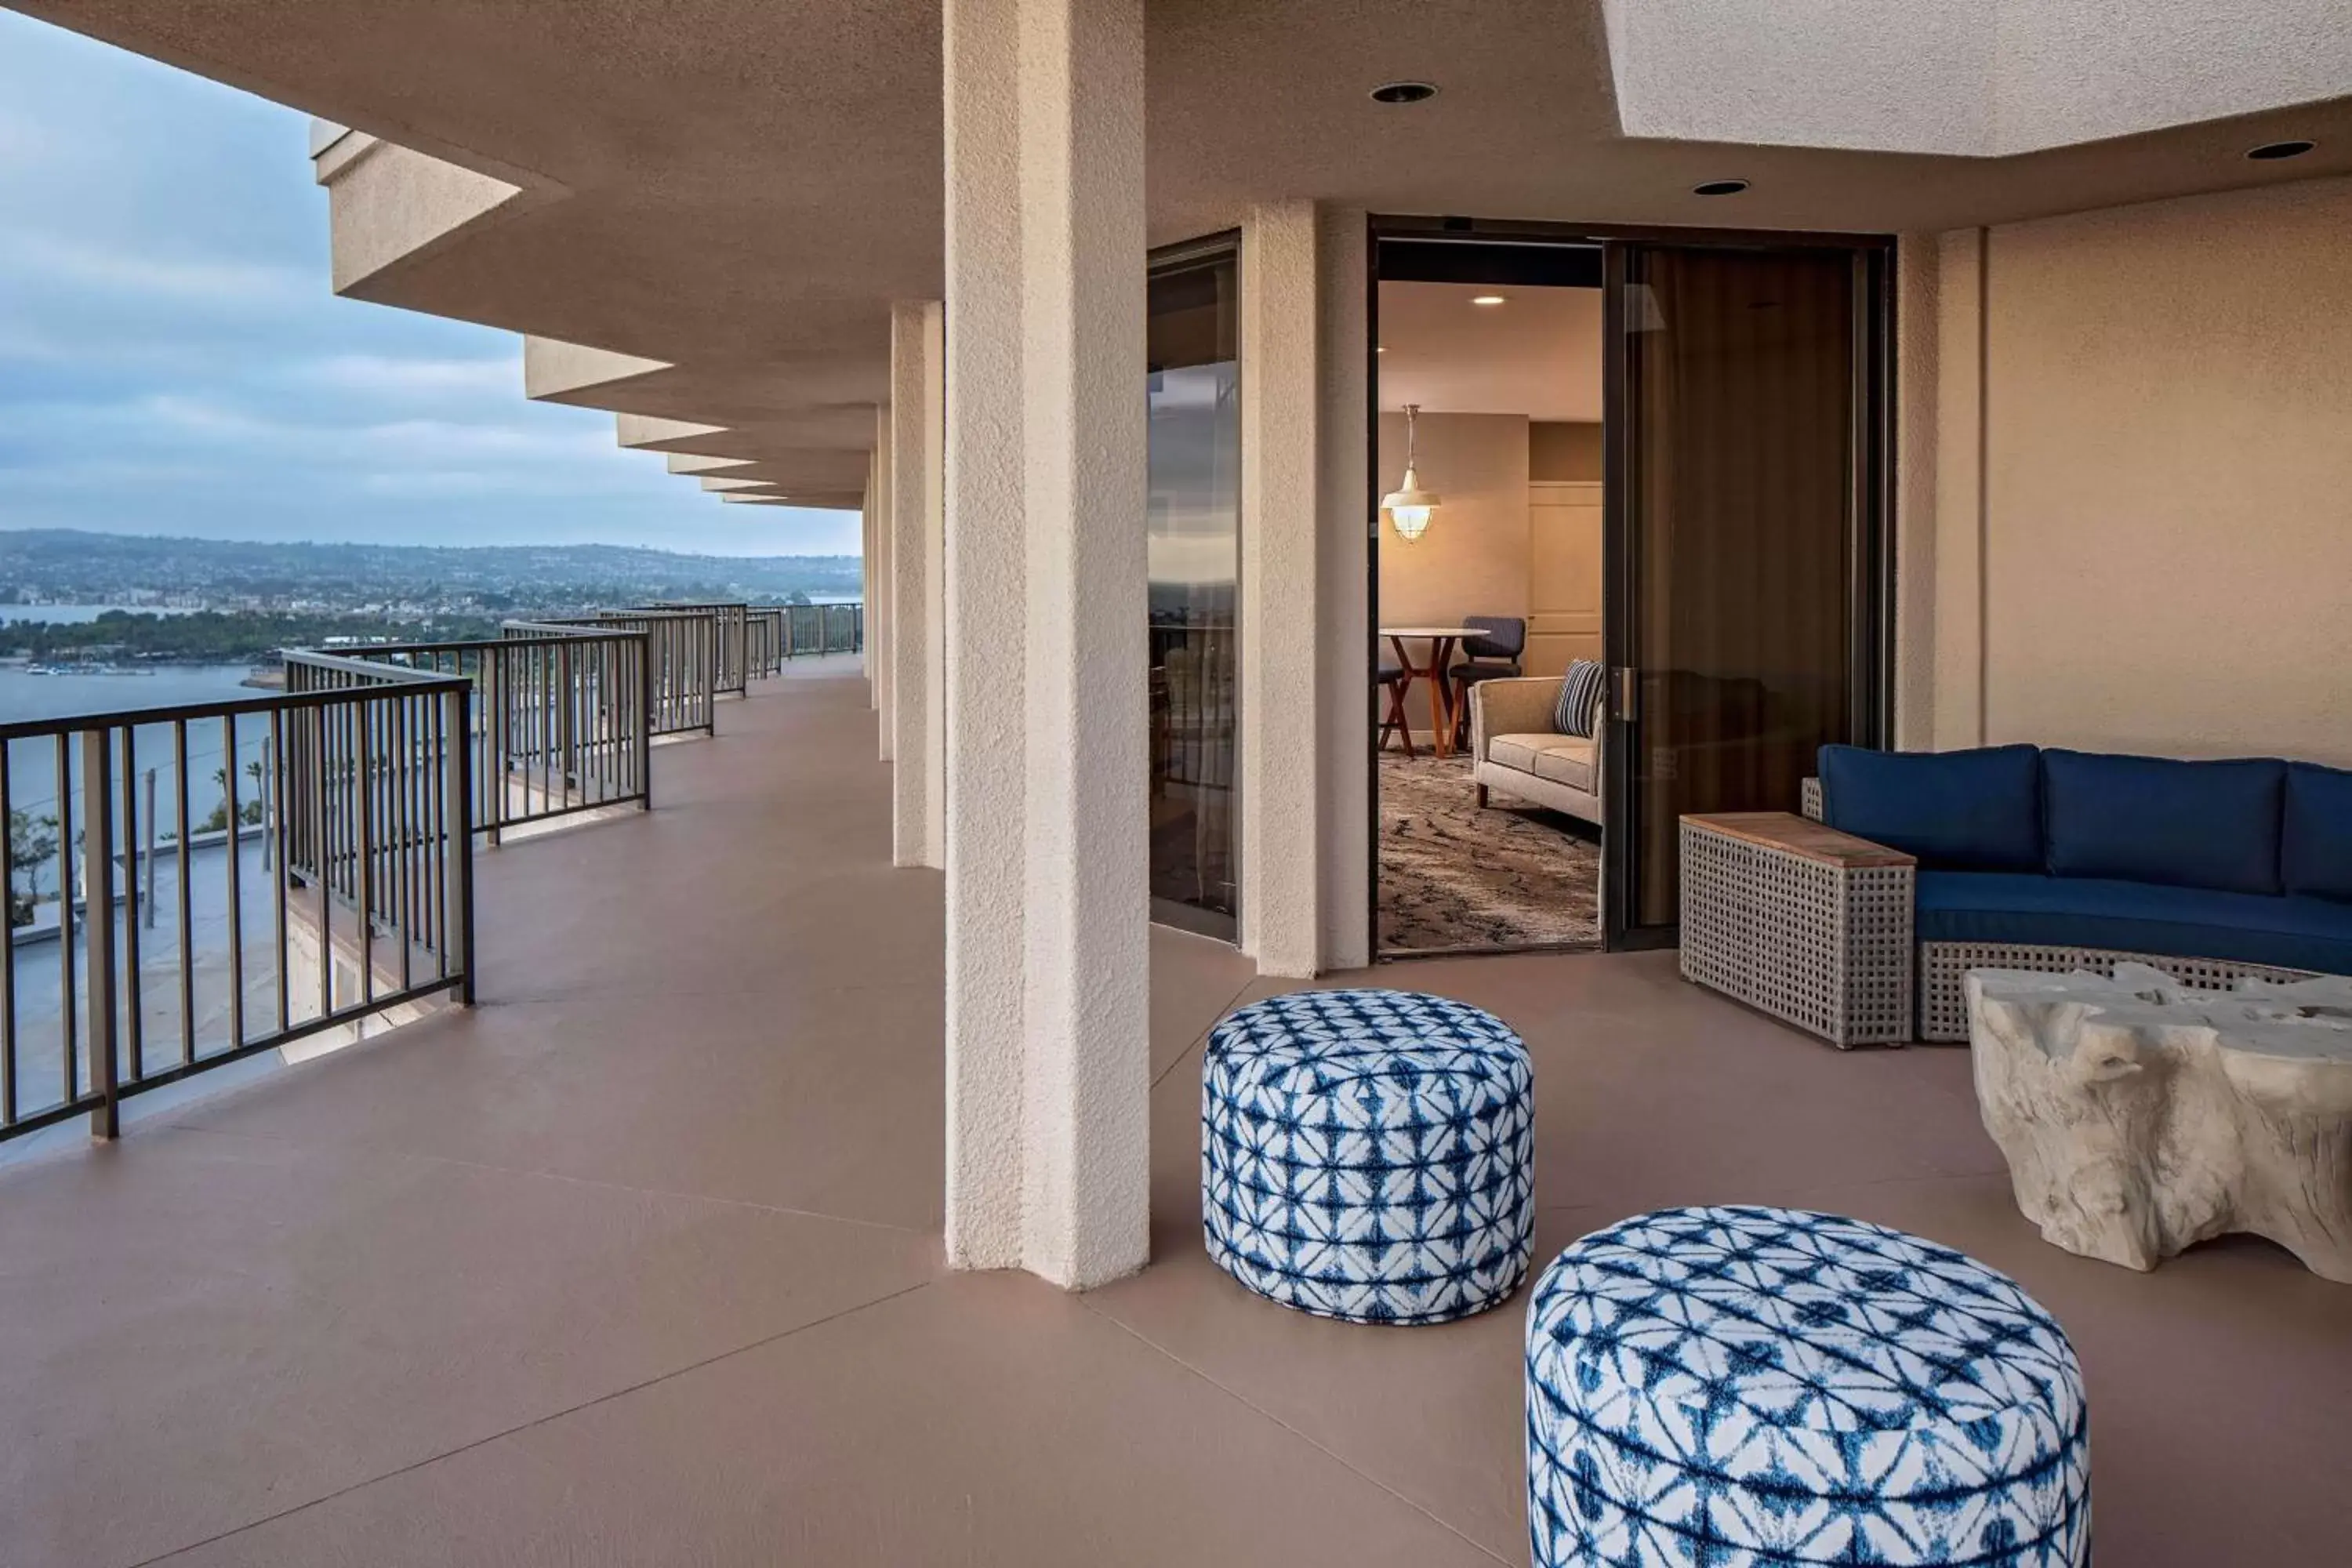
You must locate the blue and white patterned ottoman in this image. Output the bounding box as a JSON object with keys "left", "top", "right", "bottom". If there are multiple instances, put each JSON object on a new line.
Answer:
{"left": 1526, "top": 1207, "right": 2090, "bottom": 1567}
{"left": 1201, "top": 988, "right": 1534, "bottom": 1325}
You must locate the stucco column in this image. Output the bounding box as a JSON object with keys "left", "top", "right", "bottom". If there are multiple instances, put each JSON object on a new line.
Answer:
{"left": 890, "top": 300, "right": 946, "bottom": 869}
{"left": 942, "top": 0, "right": 1149, "bottom": 1288}
{"left": 1238, "top": 202, "right": 1324, "bottom": 977}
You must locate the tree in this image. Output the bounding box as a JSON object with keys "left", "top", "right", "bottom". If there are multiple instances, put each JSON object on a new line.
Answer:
{"left": 9, "top": 807, "right": 60, "bottom": 928}
{"left": 195, "top": 766, "right": 260, "bottom": 833}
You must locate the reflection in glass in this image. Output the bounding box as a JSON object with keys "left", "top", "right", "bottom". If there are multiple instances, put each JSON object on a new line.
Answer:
{"left": 1623, "top": 246, "right": 1862, "bottom": 927}
{"left": 1146, "top": 248, "right": 1240, "bottom": 938}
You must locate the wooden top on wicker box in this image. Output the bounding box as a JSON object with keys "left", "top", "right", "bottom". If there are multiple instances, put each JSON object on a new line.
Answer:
{"left": 1682, "top": 812, "right": 1917, "bottom": 869}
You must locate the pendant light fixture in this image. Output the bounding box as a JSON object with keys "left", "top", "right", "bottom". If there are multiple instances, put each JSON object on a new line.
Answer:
{"left": 1383, "top": 404, "right": 1441, "bottom": 542}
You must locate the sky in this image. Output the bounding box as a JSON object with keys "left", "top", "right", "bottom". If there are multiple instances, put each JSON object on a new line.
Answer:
{"left": 0, "top": 13, "right": 862, "bottom": 557}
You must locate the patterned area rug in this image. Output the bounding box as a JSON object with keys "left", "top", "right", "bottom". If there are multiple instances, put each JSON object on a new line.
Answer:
{"left": 1378, "top": 750, "right": 1602, "bottom": 954}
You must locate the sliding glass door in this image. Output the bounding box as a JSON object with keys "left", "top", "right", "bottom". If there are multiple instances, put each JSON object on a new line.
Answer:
{"left": 1146, "top": 240, "right": 1241, "bottom": 938}
{"left": 1604, "top": 241, "right": 1889, "bottom": 942}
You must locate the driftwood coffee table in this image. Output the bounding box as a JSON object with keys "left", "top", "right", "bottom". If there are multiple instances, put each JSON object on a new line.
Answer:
{"left": 1968, "top": 964, "right": 2352, "bottom": 1283}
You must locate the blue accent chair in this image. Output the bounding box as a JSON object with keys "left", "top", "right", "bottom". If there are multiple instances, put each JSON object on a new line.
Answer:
{"left": 1449, "top": 615, "right": 1527, "bottom": 748}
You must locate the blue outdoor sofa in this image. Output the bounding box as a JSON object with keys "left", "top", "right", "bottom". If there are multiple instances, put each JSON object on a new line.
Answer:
{"left": 1680, "top": 743, "right": 2352, "bottom": 1044}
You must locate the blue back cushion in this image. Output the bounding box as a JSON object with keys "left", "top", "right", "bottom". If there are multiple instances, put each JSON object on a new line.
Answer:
{"left": 2284, "top": 761, "right": 2352, "bottom": 903}
{"left": 1817, "top": 744, "right": 2042, "bottom": 872}
{"left": 2042, "top": 750, "right": 2285, "bottom": 895}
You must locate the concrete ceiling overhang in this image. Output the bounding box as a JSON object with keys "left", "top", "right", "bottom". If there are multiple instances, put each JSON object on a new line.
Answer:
{"left": 1599, "top": 0, "right": 2352, "bottom": 158}
{"left": 20, "top": 0, "right": 2352, "bottom": 521}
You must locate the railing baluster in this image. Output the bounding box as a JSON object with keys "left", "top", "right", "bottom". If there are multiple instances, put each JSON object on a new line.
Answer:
{"left": 312, "top": 697, "right": 332, "bottom": 1022}
{"left": 444, "top": 687, "right": 476, "bottom": 1002}
{"left": 118, "top": 725, "right": 143, "bottom": 1084}
{"left": 395, "top": 692, "right": 414, "bottom": 995}
{"left": 55, "top": 735, "right": 75, "bottom": 1110}
{"left": 82, "top": 729, "right": 118, "bottom": 1139}
{"left": 352, "top": 698, "right": 372, "bottom": 1008}
{"left": 266, "top": 708, "right": 285, "bottom": 1041}
{"left": 1, "top": 740, "right": 16, "bottom": 1129}
{"left": 223, "top": 713, "right": 247, "bottom": 1049}
{"left": 174, "top": 720, "right": 194, "bottom": 1068}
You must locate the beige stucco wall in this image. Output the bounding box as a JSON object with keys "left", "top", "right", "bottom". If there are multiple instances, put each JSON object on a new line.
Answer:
{"left": 1375, "top": 412, "right": 1532, "bottom": 629}
{"left": 1908, "top": 175, "right": 2352, "bottom": 766}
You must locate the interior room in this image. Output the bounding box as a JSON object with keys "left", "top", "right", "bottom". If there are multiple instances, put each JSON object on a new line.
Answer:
{"left": 1374, "top": 268, "right": 1607, "bottom": 956}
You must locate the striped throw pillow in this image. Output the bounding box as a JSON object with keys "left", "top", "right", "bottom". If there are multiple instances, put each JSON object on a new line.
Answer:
{"left": 1554, "top": 660, "right": 1606, "bottom": 738}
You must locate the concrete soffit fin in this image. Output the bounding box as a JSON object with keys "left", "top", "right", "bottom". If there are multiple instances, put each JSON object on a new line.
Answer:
{"left": 665, "top": 452, "right": 757, "bottom": 476}
{"left": 522, "top": 336, "right": 673, "bottom": 403}
{"left": 615, "top": 414, "right": 734, "bottom": 454}
{"left": 310, "top": 125, "right": 568, "bottom": 297}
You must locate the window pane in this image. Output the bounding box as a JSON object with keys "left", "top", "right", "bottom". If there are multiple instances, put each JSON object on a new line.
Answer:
{"left": 1147, "top": 249, "right": 1240, "bottom": 937}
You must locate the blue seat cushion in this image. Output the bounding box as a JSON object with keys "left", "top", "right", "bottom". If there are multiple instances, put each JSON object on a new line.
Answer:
{"left": 2285, "top": 762, "right": 2352, "bottom": 904}
{"left": 1818, "top": 743, "right": 2042, "bottom": 871}
{"left": 2042, "top": 749, "right": 2285, "bottom": 896}
{"left": 1916, "top": 871, "right": 2352, "bottom": 975}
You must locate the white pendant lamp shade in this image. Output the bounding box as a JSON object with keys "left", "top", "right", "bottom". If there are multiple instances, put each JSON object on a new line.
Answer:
{"left": 1383, "top": 404, "right": 1440, "bottom": 542}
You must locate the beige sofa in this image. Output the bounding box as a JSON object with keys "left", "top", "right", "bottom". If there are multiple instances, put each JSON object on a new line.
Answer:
{"left": 1468, "top": 676, "right": 1604, "bottom": 828}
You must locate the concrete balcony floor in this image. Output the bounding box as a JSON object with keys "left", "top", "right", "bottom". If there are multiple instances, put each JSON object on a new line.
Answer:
{"left": 2, "top": 662, "right": 2345, "bottom": 1566}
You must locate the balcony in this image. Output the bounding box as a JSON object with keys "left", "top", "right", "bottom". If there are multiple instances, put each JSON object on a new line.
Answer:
{"left": 0, "top": 662, "right": 2344, "bottom": 1566}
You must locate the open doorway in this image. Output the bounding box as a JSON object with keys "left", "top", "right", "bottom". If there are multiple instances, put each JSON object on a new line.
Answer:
{"left": 1367, "top": 227, "right": 1893, "bottom": 959}
{"left": 1373, "top": 245, "right": 1607, "bottom": 956}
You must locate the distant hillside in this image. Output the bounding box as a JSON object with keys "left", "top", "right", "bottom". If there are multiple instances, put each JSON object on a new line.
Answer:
{"left": 0, "top": 528, "right": 862, "bottom": 606}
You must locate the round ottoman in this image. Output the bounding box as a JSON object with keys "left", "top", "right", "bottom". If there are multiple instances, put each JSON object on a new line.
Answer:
{"left": 1201, "top": 988, "right": 1534, "bottom": 1325}
{"left": 1526, "top": 1207, "right": 2089, "bottom": 1566}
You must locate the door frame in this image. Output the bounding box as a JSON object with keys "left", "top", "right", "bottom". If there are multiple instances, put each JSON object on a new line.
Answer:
{"left": 1364, "top": 216, "right": 1896, "bottom": 957}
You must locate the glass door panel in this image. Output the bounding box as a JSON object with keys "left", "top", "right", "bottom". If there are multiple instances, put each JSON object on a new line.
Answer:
{"left": 1606, "top": 242, "right": 1886, "bottom": 940}
{"left": 1146, "top": 244, "right": 1240, "bottom": 938}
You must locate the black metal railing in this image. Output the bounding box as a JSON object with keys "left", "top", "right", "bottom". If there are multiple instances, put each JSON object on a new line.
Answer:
{"left": 1, "top": 659, "right": 474, "bottom": 1144}
{"left": 530, "top": 611, "right": 719, "bottom": 738}
{"left": 620, "top": 600, "right": 866, "bottom": 685}
{"left": 334, "top": 623, "right": 653, "bottom": 842}
{"left": 782, "top": 603, "right": 864, "bottom": 657}
{"left": 747, "top": 608, "right": 786, "bottom": 681}
{"left": 633, "top": 602, "right": 750, "bottom": 695}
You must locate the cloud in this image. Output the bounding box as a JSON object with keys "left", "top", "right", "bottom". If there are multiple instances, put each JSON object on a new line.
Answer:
{"left": 0, "top": 10, "right": 864, "bottom": 558}
{"left": 0, "top": 233, "right": 310, "bottom": 306}
{"left": 299, "top": 354, "right": 517, "bottom": 397}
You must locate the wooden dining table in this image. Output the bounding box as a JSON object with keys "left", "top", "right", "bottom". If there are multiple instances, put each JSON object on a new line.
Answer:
{"left": 1381, "top": 626, "right": 1483, "bottom": 759}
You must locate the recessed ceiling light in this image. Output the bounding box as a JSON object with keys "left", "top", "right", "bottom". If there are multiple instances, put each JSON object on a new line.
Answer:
{"left": 1370, "top": 81, "right": 1438, "bottom": 105}
{"left": 1376, "top": 346, "right": 1388, "bottom": 353}
{"left": 1693, "top": 179, "right": 1751, "bottom": 197}
{"left": 2246, "top": 140, "right": 2315, "bottom": 161}
{"left": 1470, "top": 294, "right": 1506, "bottom": 307}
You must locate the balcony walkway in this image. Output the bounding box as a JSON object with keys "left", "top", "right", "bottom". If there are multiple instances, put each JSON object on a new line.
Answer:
{"left": 2, "top": 661, "right": 2346, "bottom": 1566}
